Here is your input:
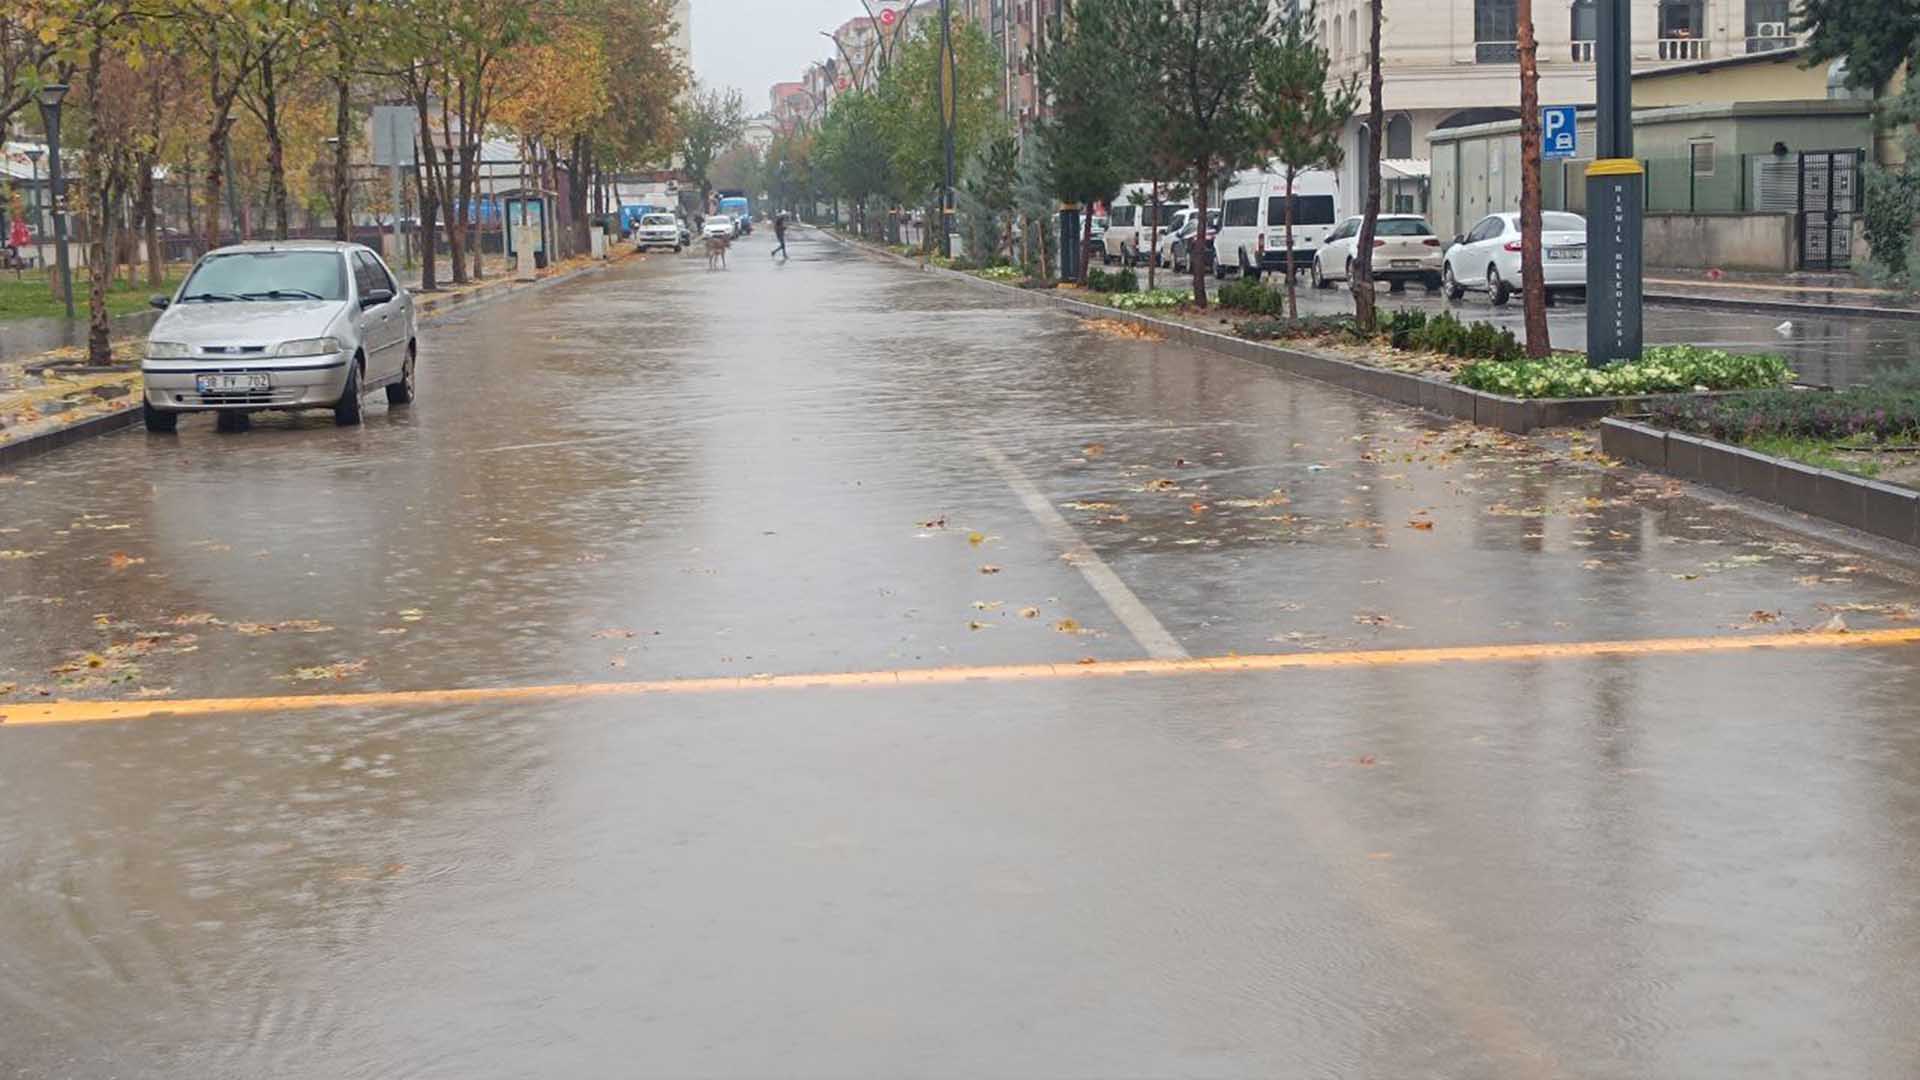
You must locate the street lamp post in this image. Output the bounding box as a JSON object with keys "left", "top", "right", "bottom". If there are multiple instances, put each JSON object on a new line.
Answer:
{"left": 38, "top": 83, "right": 74, "bottom": 320}
{"left": 24, "top": 148, "right": 43, "bottom": 250}
{"left": 1585, "top": 0, "right": 1642, "bottom": 364}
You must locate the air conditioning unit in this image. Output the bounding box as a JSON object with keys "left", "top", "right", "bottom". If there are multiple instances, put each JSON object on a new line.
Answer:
{"left": 1757, "top": 22, "right": 1787, "bottom": 38}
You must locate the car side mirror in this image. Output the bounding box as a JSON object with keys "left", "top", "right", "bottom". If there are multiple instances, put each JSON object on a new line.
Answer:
{"left": 148, "top": 294, "right": 170, "bottom": 310}
{"left": 1452, "top": 234, "right": 1466, "bottom": 246}
{"left": 362, "top": 287, "right": 394, "bottom": 308}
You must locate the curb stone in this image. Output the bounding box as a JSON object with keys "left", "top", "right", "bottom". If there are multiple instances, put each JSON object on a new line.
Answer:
{"left": 1601, "top": 416, "right": 1920, "bottom": 548}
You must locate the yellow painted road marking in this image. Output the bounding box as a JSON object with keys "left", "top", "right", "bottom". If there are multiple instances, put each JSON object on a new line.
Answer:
{"left": 6, "top": 628, "right": 1919, "bottom": 728}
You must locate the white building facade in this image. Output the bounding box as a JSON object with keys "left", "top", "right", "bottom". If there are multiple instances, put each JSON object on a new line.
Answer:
{"left": 1315, "top": 0, "right": 1801, "bottom": 214}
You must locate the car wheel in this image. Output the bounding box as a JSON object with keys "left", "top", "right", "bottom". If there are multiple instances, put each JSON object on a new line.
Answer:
{"left": 215, "top": 410, "right": 250, "bottom": 433}
{"left": 1443, "top": 263, "right": 1466, "bottom": 300}
{"left": 142, "top": 400, "right": 178, "bottom": 433}
{"left": 1240, "top": 252, "right": 1261, "bottom": 282}
{"left": 1488, "top": 264, "right": 1512, "bottom": 306}
{"left": 386, "top": 344, "right": 416, "bottom": 405}
{"left": 1310, "top": 259, "right": 1328, "bottom": 289}
{"left": 1424, "top": 272, "right": 1444, "bottom": 292}
{"left": 334, "top": 361, "right": 364, "bottom": 427}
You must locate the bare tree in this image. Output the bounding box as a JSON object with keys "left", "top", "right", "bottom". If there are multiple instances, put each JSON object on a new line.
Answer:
{"left": 1515, "top": 0, "right": 1550, "bottom": 355}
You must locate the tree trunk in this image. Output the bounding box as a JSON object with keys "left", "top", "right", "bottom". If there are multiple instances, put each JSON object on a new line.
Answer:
{"left": 1348, "top": 0, "right": 1385, "bottom": 332}
{"left": 204, "top": 115, "right": 234, "bottom": 253}
{"left": 412, "top": 93, "right": 440, "bottom": 290}
{"left": 1516, "top": 0, "right": 1550, "bottom": 357}
{"left": 83, "top": 42, "right": 113, "bottom": 365}
{"left": 438, "top": 95, "right": 467, "bottom": 283}
{"left": 1147, "top": 180, "right": 1160, "bottom": 290}
{"left": 138, "top": 156, "right": 161, "bottom": 287}
{"left": 1190, "top": 170, "right": 1211, "bottom": 306}
{"left": 332, "top": 72, "right": 351, "bottom": 242}
{"left": 1284, "top": 168, "right": 1299, "bottom": 319}
{"left": 261, "top": 57, "right": 290, "bottom": 240}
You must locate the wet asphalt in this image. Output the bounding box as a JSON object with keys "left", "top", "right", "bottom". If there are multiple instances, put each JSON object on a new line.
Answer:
{"left": 4, "top": 230, "right": 1920, "bottom": 1077}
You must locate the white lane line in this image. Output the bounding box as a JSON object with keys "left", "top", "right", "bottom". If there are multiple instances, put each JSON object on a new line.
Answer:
{"left": 980, "top": 444, "right": 1190, "bottom": 661}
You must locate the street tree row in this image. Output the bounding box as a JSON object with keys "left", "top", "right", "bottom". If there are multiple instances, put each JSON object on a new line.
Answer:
{"left": 1, "top": 0, "right": 689, "bottom": 362}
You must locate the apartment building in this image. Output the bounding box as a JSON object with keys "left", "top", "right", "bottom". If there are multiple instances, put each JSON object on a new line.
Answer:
{"left": 1316, "top": 0, "right": 1801, "bottom": 213}
{"left": 955, "top": 0, "right": 1064, "bottom": 133}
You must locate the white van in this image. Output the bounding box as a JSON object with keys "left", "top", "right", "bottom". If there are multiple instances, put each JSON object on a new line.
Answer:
{"left": 1102, "top": 182, "right": 1190, "bottom": 265}
{"left": 1210, "top": 170, "right": 1342, "bottom": 280}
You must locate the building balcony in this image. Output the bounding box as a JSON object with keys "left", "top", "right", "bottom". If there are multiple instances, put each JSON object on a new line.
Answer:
{"left": 1657, "top": 37, "right": 1708, "bottom": 60}
{"left": 1475, "top": 41, "right": 1518, "bottom": 63}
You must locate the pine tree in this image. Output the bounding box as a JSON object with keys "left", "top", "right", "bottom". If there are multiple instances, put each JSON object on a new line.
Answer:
{"left": 1796, "top": 0, "right": 1920, "bottom": 93}
{"left": 1255, "top": 1, "right": 1357, "bottom": 319}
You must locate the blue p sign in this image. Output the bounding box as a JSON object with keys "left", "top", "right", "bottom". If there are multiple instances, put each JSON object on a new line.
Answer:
{"left": 1543, "top": 106, "right": 1577, "bottom": 159}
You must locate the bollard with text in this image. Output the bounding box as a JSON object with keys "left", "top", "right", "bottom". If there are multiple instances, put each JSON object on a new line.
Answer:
{"left": 1585, "top": 0, "right": 1642, "bottom": 365}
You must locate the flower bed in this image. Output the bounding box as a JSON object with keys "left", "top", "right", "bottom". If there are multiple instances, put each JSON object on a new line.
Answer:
{"left": 1459, "top": 346, "right": 1795, "bottom": 399}
{"left": 1643, "top": 380, "right": 1920, "bottom": 489}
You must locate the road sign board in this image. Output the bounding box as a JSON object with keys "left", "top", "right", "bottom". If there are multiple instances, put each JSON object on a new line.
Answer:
{"left": 879, "top": 6, "right": 896, "bottom": 25}
{"left": 370, "top": 105, "right": 417, "bottom": 168}
{"left": 1542, "top": 106, "right": 1576, "bottom": 160}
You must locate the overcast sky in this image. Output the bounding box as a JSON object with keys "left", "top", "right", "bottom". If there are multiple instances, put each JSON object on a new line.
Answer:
{"left": 692, "top": 0, "right": 860, "bottom": 111}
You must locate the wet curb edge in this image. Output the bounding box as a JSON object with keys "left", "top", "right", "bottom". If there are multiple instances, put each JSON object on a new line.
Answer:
{"left": 1600, "top": 417, "right": 1920, "bottom": 547}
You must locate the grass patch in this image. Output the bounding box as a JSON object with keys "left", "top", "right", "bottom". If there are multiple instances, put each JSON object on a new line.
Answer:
{"left": 1743, "top": 434, "right": 1884, "bottom": 479}
{"left": 0, "top": 269, "right": 185, "bottom": 321}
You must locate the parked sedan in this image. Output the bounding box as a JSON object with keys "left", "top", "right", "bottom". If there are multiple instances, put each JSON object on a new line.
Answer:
{"left": 1311, "top": 214, "right": 1444, "bottom": 292}
{"left": 634, "top": 212, "right": 683, "bottom": 252}
{"left": 1168, "top": 209, "right": 1221, "bottom": 275}
{"left": 141, "top": 241, "right": 416, "bottom": 433}
{"left": 1442, "top": 211, "right": 1588, "bottom": 305}
{"left": 702, "top": 215, "right": 736, "bottom": 239}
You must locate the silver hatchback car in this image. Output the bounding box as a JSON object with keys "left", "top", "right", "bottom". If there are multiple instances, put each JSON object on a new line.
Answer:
{"left": 142, "top": 241, "right": 417, "bottom": 432}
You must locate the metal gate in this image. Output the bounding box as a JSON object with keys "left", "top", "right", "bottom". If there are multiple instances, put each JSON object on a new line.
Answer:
{"left": 1796, "top": 150, "right": 1862, "bottom": 270}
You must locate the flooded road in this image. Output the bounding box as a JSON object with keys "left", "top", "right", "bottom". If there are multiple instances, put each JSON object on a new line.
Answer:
{"left": 4, "top": 230, "right": 1920, "bottom": 1077}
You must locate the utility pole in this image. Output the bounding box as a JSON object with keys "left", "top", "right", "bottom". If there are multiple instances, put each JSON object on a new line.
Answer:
{"left": 1586, "top": 0, "right": 1643, "bottom": 364}
{"left": 939, "top": 0, "right": 956, "bottom": 258}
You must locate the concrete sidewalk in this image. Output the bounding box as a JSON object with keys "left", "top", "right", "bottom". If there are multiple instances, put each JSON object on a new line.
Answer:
{"left": 1646, "top": 267, "right": 1919, "bottom": 320}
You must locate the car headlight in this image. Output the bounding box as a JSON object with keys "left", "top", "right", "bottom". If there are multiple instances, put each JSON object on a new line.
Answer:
{"left": 146, "top": 341, "right": 192, "bottom": 359}
{"left": 274, "top": 336, "right": 343, "bottom": 358}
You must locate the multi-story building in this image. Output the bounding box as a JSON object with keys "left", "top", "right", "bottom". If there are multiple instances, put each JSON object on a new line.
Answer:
{"left": 1316, "top": 0, "right": 1802, "bottom": 213}
{"left": 955, "top": 0, "right": 1064, "bottom": 135}
{"left": 671, "top": 0, "right": 693, "bottom": 68}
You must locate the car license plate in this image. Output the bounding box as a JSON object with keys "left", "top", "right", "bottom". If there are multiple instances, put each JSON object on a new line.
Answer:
{"left": 1549, "top": 246, "right": 1585, "bottom": 260}
{"left": 1390, "top": 259, "right": 1419, "bottom": 268}
{"left": 196, "top": 373, "right": 269, "bottom": 393}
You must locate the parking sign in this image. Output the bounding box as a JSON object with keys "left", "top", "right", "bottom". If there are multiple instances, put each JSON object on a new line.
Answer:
{"left": 1542, "top": 106, "right": 1577, "bottom": 160}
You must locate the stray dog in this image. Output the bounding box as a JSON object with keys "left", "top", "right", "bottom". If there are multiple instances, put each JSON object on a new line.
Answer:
{"left": 705, "top": 234, "right": 730, "bottom": 271}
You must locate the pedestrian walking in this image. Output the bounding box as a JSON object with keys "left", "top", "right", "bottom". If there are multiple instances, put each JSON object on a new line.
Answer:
{"left": 771, "top": 213, "right": 789, "bottom": 261}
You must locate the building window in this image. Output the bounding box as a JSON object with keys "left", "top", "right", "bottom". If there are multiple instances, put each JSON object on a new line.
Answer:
{"left": 1332, "top": 14, "right": 1342, "bottom": 58}
{"left": 1690, "top": 140, "right": 1715, "bottom": 177}
{"left": 1349, "top": 14, "right": 1359, "bottom": 57}
{"left": 1386, "top": 114, "right": 1412, "bottom": 159}
{"left": 1746, "top": 0, "right": 1793, "bottom": 51}
{"left": 1658, "top": 0, "right": 1706, "bottom": 59}
{"left": 1475, "top": 0, "right": 1518, "bottom": 63}
{"left": 1570, "top": 0, "right": 1596, "bottom": 59}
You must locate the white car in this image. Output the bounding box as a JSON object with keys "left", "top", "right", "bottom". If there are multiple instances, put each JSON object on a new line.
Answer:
{"left": 141, "top": 241, "right": 416, "bottom": 433}
{"left": 1211, "top": 168, "right": 1341, "bottom": 280}
{"left": 1311, "top": 214, "right": 1444, "bottom": 293}
{"left": 1102, "top": 183, "right": 1188, "bottom": 266}
{"left": 702, "top": 216, "right": 735, "bottom": 239}
{"left": 635, "top": 212, "right": 683, "bottom": 252}
{"left": 1442, "top": 211, "right": 1588, "bottom": 305}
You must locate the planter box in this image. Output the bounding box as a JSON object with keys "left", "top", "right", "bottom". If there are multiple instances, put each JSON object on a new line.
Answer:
{"left": 1602, "top": 417, "right": 1920, "bottom": 548}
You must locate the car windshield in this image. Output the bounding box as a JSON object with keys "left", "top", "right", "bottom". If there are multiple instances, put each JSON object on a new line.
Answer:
{"left": 179, "top": 250, "right": 347, "bottom": 302}
{"left": 1377, "top": 219, "right": 1434, "bottom": 236}
{"left": 1543, "top": 213, "right": 1587, "bottom": 231}
{"left": 643, "top": 215, "right": 675, "bottom": 226}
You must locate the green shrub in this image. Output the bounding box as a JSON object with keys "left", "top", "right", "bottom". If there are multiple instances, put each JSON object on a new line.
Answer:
{"left": 1390, "top": 310, "right": 1522, "bottom": 361}
{"left": 977, "top": 265, "right": 1021, "bottom": 281}
{"left": 1459, "top": 346, "right": 1795, "bottom": 399}
{"left": 1235, "top": 316, "right": 1362, "bottom": 342}
{"left": 1648, "top": 382, "right": 1920, "bottom": 443}
{"left": 1108, "top": 288, "right": 1191, "bottom": 311}
{"left": 1085, "top": 267, "right": 1140, "bottom": 294}
{"left": 1383, "top": 308, "right": 1429, "bottom": 350}
{"left": 1217, "top": 278, "right": 1286, "bottom": 316}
